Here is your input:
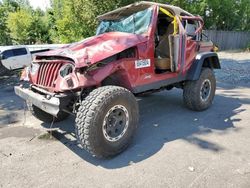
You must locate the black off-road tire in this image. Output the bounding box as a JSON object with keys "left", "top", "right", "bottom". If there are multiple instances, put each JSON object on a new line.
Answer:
{"left": 27, "top": 102, "right": 69, "bottom": 123}
{"left": 75, "top": 86, "right": 139, "bottom": 158}
{"left": 183, "top": 68, "right": 216, "bottom": 111}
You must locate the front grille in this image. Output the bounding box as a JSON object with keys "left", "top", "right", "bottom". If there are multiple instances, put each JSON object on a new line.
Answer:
{"left": 36, "top": 62, "right": 63, "bottom": 88}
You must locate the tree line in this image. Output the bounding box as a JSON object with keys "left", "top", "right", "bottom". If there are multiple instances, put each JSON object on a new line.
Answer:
{"left": 0, "top": 0, "right": 249, "bottom": 45}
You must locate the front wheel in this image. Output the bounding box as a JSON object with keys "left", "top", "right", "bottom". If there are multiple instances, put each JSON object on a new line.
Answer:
{"left": 183, "top": 68, "right": 216, "bottom": 111}
{"left": 75, "top": 86, "right": 139, "bottom": 158}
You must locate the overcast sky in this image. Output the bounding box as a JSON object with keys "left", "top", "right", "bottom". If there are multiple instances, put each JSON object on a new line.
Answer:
{"left": 29, "top": 0, "right": 51, "bottom": 10}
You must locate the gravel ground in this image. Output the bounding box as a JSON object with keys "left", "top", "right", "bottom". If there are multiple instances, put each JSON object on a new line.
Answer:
{"left": 216, "top": 51, "right": 250, "bottom": 85}
{"left": 0, "top": 51, "right": 250, "bottom": 188}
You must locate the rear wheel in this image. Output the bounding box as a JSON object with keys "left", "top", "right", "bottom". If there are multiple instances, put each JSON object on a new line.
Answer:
{"left": 75, "top": 86, "right": 139, "bottom": 158}
{"left": 183, "top": 68, "right": 216, "bottom": 111}
{"left": 27, "top": 102, "right": 69, "bottom": 123}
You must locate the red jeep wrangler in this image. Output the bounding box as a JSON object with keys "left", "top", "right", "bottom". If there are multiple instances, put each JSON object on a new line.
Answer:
{"left": 15, "top": 2, "right": 220, "bottom": 158}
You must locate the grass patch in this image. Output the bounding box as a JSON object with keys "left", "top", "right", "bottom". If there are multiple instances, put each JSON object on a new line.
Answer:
{"left": 38, "top": 132, "right": 56, "bottom": 140}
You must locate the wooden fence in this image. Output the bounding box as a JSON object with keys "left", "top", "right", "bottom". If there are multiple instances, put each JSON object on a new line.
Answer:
{"left": 204, "top": 30, "right": 250, "bottom": 50}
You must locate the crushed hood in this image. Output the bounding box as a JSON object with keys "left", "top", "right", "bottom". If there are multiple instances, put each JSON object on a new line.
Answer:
{"left": 36, "top": 32, "right": 147, "bottom": 68}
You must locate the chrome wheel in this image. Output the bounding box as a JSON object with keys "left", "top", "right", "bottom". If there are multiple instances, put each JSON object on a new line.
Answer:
{"left": 103, "top": 105, "right": 129, "bottom": 142}
{"left": 200, "top": 79, "right": 211, "bottom": 102}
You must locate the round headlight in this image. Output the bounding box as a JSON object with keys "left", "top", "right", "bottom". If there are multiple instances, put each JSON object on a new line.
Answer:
{"left": 60, "top": 64, "right": 74, "bottom": 78}
{"left": 30, "top": 62, "right": 40, "bottom": 75}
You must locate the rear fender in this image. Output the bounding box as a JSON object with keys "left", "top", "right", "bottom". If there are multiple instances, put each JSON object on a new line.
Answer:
{"left": 186, "top": 52, "right": 221, "bottom": 80}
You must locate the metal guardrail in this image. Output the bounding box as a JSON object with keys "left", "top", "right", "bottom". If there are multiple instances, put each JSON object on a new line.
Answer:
{"left": 26, "top": 44, "right": 66, "bottom": 52}
{"left": 0, "top": 44, "right": 66, "bottom": 53}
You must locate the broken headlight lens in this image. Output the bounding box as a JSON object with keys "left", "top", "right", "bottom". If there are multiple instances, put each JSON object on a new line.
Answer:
{"left": 59, "top": 64, "right": 74, "bottom": 78}
{"left": 30, "top": 62, "right": 40, "bottom": 75}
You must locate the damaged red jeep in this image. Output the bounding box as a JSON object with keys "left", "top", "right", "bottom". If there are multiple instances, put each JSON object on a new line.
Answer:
{"left": 15, "top": 1, "right": 220, "bottom": 158}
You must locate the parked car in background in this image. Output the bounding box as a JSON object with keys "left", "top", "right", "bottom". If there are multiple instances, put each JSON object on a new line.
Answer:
{"left": 0, "top": 45, "right": 65, "bottom": 76}
{"left": 0, "top": 46, "right": 32, "bottom": 76}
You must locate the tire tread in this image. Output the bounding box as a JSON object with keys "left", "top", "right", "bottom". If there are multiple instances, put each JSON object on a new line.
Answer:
{"left": 75, "top": 86, "right": 138, "bottom": 158}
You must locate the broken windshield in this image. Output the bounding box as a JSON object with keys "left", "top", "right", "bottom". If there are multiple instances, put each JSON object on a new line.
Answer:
{"left": 96, "top": 7, "right": 153, "bottom": 35}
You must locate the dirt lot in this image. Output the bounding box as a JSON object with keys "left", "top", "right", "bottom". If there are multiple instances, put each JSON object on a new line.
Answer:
{"left": 0, "top": 52, "right": 250, "bottom": 188}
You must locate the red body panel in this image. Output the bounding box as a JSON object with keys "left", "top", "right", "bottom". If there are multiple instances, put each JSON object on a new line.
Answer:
{"left": 36, "top": 32, "right": 148, "bottom": 68}
{"left": 184, "top": 39, "right": 198, "bottom": 74}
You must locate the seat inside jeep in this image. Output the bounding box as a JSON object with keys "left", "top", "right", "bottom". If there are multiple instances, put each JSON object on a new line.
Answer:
{"left": 155, "top": 12, "right": 175, "bottom": 74}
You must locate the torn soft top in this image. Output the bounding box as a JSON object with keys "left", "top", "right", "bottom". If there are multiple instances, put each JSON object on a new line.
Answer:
{"left": 97, "top": 1, "right": 193, "bottom": 21}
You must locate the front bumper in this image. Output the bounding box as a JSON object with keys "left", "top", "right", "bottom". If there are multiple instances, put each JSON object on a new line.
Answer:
{"left": 15, "top": 86, "right": 71, "bottom": 117}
